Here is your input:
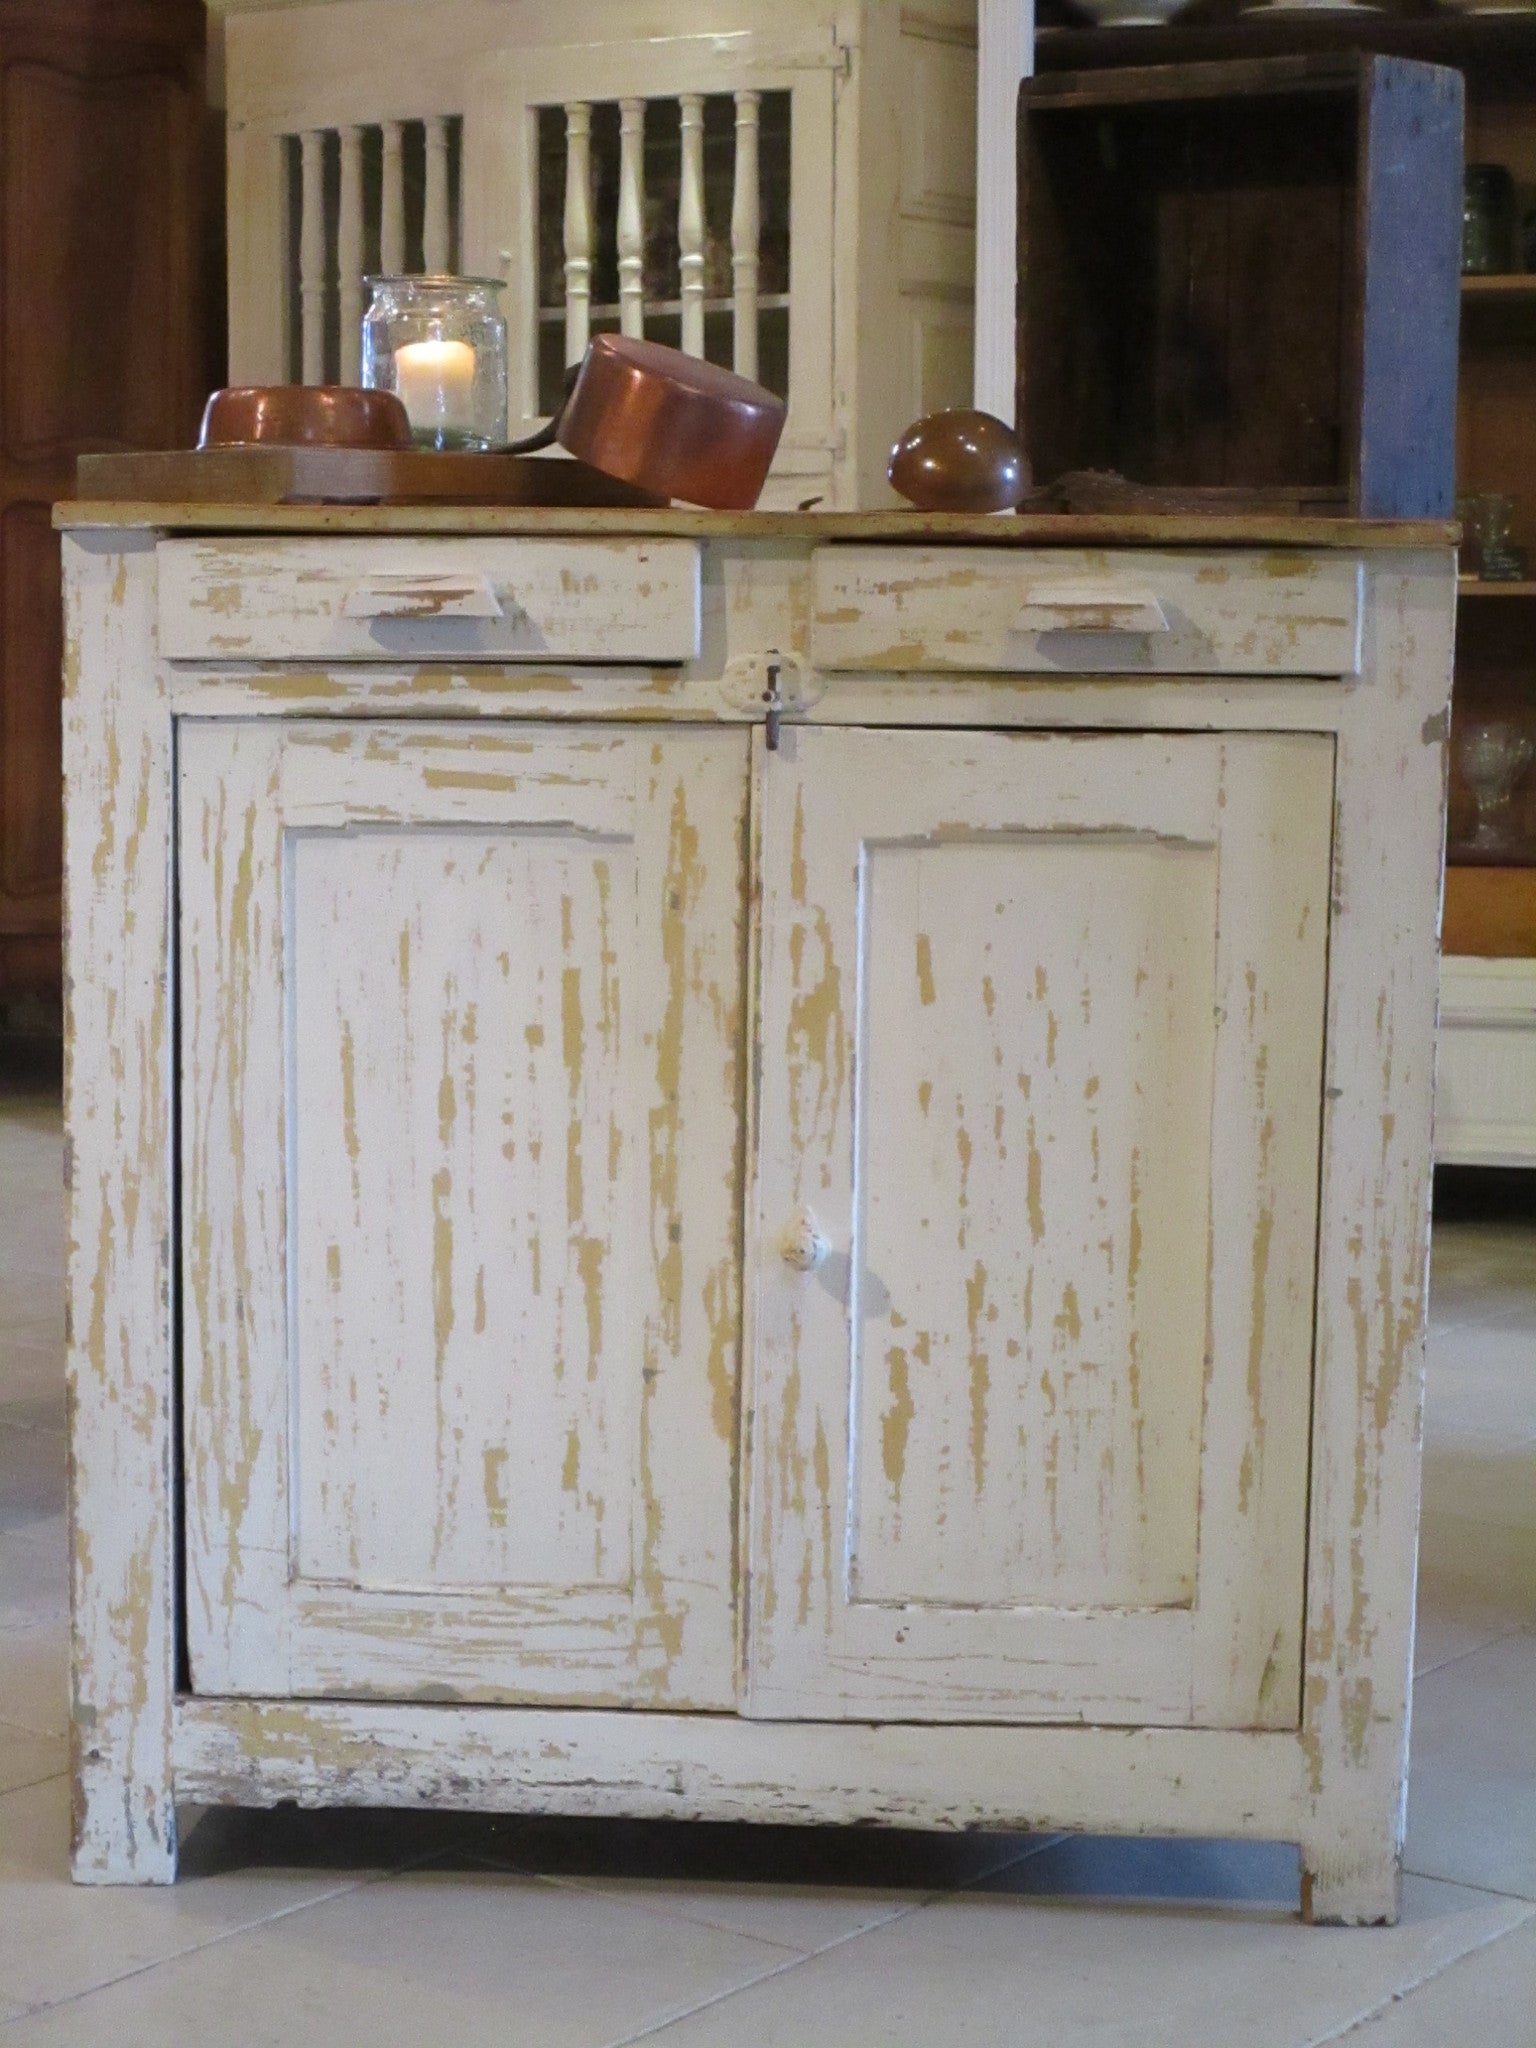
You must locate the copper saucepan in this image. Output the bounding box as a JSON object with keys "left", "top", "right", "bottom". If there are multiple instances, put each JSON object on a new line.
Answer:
{"left": 199, "top": 339, "right": 786, "bottom": 510}
{"left": 510, "top": 335, "right": 786, "bottom": 510}
{"left": 199, "top": 384, "right": 414, "bottom": 450}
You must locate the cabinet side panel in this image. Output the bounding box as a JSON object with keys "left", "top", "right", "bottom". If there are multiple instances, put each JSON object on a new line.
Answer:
{"left": 1300, "top": 551, "right": 1455, "bottom": 1922}
{"left": 63, "top": 534, "right": 178, "bottom": 1882}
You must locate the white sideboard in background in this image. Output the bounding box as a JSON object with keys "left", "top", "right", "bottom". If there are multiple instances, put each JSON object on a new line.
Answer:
{"left": 972, "top": 0, "right": 1032, "bottom": 420}
{"left": 221, "top": 0, "right": 980, "bottom": 507}
{"left": 1436, "top": 956, "right": 1536, "bottom": 1167}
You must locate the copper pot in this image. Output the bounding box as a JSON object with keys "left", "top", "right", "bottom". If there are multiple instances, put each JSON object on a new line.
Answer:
{"left": 199, "top": 385, "right": 413, "bottom": 451}
{"left": 514, "top": 336, "right": 786, "bottom": 511}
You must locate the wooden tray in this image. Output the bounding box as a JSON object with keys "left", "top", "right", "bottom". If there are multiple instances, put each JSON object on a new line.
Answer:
{"left": 73, "top": 446, "right": 668, "bottom": 507}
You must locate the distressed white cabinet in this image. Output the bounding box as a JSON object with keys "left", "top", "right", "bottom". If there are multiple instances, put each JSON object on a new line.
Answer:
{"left": 61, "top": 505, "right": 1454, "bottom": 1925}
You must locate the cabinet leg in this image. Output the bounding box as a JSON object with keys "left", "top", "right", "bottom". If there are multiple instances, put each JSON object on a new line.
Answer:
{"left": 1299, "top": 1844, "right": 1402, "bottom": 1926}
{"left": 70, "top": 1742, "right": 178, "bottom": 1885}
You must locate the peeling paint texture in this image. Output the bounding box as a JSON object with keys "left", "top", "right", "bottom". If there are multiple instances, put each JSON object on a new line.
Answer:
{"left": 61, "top": 520, "right": 1451, "bottom": 1920}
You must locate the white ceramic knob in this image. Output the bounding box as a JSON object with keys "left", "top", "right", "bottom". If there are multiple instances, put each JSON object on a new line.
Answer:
{"left": 780, "top": 1211, "right": 828, "bottom": 1273}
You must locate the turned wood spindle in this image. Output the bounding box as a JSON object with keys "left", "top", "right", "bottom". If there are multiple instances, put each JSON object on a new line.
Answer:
{"left": 380, "top": 119, "right": 405, "bottom": 273}
{"left": 617, "top": 97, "right": 645, "bottom": 340}
{"left": 337, "top": 125, "right": 364, "bottom": 382}
{"left": 563, "top": 100, "right": 593, "bottom": 366}
{"left": 731, "top": 90, "right": 761, "bottom": 382}
{"left": 679, "top": 93, "right": 706, "bottom": 359}
{"left": 298, "top": 128, "right": 326, "bottom": 384}
{"left": 424, "top": 114, "right": 450, "bottom": 273}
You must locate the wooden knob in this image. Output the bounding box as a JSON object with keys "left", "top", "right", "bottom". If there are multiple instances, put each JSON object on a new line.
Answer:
{"left": 888, "top": 409, "right": 1031, "bottom": 514}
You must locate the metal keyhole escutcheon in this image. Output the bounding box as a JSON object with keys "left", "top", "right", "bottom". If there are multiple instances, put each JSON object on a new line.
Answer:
{"left": 763, "top": 658, "right": 783, "bottom": 751}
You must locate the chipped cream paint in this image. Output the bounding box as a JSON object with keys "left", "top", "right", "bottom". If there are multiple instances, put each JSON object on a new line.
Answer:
{"left": 170, "top": 1693, "right": 1312, "bottom": 1841}
{"left": 158, "top": 537, "right": 702, "bottom": 666}
{"left": 63, "top": 516, "right": 1450, "bottom": 1917}
{"left": 751, "top": 726, "right": 1329, "bottom": 1720}
{"left": 811, "top": 548, "right": 1364, "bottom": 679}
{"left": 62, "top": 534, "right": 179, "bottom": 1882}
{"left": 176, "top": 718, "right": 746, "bottom": 1712}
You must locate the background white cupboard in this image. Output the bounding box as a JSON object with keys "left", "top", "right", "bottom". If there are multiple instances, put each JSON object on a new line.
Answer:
{"left": 219, "top": 0, "right": 980, "bottom": 506}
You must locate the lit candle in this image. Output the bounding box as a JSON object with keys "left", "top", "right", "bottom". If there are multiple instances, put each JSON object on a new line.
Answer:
{"left": 393, "top": 337, "right": 477, "bottom": 439}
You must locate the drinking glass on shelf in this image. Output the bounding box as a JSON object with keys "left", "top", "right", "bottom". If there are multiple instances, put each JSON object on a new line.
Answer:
{"left": 1458, "top": 718, "right": 1536, "bottom": 853}
{"left": 1458, "top": 492, "right": 1525, "bottom": 579}
{"left": 1457, "top": 493, "right": 1484, "bottom": 575}
{"left": 1464, "top": 162, "right": 1516, "bottom": 275}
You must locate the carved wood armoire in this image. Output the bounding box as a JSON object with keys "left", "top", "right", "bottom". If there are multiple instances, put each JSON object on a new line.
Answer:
{"left": 0, "top": 0, "right": 212, "bottom": 1005}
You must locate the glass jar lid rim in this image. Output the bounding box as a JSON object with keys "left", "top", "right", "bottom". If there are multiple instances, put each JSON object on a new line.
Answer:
{"left": 365, "top": 272, "right": 506, "bottom": 291}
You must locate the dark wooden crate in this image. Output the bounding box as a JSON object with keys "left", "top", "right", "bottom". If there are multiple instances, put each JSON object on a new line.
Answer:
{"left": 1016, "top": 54, "right": 1464, "bottom": 517}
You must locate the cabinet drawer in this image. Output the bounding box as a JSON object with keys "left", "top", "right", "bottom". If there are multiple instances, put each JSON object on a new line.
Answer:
{"left": 811, "top": 547, "right": 1362, "bottom": 677}
{"left": 158, "top": 536, "right": 701, "bottom": 664}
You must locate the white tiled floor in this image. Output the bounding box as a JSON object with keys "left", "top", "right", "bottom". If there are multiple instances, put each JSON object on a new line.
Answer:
{"left": 2, "top": 1068, "right": 1533, "bottom": 2046}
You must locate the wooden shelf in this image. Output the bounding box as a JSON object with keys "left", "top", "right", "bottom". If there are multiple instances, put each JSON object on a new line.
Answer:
{"left": 1459, "top": 578, "right": 1536, "bottom": 596}
{"left": 1463, "top": 275, "right": 1536, "bottom": 300}
{"left": 1036, "top": 12, "right": 1536, "bottom": 79}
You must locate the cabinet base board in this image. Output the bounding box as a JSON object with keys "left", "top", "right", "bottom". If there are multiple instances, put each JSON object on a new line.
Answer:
{"left": 168, "top": 1698, "right": 1400, "bottom": 1921}
{"left": 173, "top": 1695, "right": 1308, "bottom": 1840}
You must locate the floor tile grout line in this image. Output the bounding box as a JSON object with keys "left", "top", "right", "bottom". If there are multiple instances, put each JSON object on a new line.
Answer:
{"left": 591, "top": 1847, "right": 1067, "bottom": 2048}
{"left": 1399, "top": 1864, "right": 1536, "bottom": 1906}
{"left": 600, "top": 1953, "right": 823, "bottom": 2048}
{"left": 1413, "top": 1622, "right": 1528, "bottom": 1682}
{"left": 0, "top": 1710, "right": 65, "bottom": 1742}
{"left": 957, "top": 1833, "right": 1069, "bottom": 1888}
{"left": 0, "top": 1853, "right": 441, "bottom": 2030}
{"left": 478, "top": 1859, "right": 828, "bottom": 1956}
{"left": 455, "top": 1830, "right": 1065, "bottom": 1952}
{"left": 458, "top": 1843, "right": 981, "bottom": 1958}
{"left": 597, "top": 1897, "right": 941, "bottom": 2048}
{"left": 1299, "top": 1903, "right": 1536, "bottom": 2047}
{"left": 0, "top": 1764, "right": 70, "bottom": 1802}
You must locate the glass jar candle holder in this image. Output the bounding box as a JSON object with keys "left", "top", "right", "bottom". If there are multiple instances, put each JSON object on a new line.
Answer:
{"left": 361, "top": 275, "right": 507, "bottom": 451}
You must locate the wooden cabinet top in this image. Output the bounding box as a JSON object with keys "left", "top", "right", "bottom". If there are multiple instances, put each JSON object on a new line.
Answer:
{"left": 54, "top": 503, "right": 1454, "bottom": 549}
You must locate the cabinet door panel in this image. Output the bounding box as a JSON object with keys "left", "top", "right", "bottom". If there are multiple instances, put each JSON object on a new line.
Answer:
{"left": 749, "top": 728, "right": 1332, "bottom": 1727}
{"left": 182, "top": 722, "right": 747, "bottom": 1707}
{"left": 854, "top": 832, "right": 1214, "bottom": 1613}
{"left": 289, "top": 825, "right": 636, "bottom": 1595}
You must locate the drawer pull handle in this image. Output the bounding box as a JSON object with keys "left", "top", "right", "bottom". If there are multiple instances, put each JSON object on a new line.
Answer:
{"left": 341, "top": 573, "right": 504, "bottom": 621}
{"left": 1013, "top": 582, "right": 1169, "bottom": 635}
{"left": 780, "top": 1211, "right": 828, "bottom": 1273}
